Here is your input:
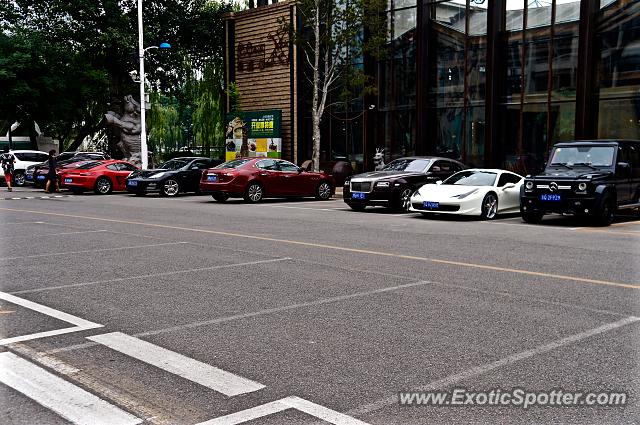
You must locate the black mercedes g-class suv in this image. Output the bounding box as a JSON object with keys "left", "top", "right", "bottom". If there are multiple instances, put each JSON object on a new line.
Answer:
{"left": 520, "top": 140, "right": 640, "bottom": 226}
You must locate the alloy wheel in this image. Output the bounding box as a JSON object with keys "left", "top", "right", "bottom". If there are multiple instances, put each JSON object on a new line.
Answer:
{"left": 96, "top": 178, "right": 112, "bottom": 194}
{"left": 400, "top": 188, "right": 413, "bottom": 212}
{"left": 317, "top": 182, "right": 331, "bottom": 200}
{"left": 247, "top": 183, "right": 263, "bottom": 202}
{"left": 483, "top": 194, "right": 498, "bottom": 219}
{"left": 13, "top": 172, "right": 25, "bottom": 186}
{"left": 163, "top": 179, "right": 179, "bottom": 196}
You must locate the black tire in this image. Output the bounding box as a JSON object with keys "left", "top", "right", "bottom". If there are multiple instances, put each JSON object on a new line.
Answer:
{"left": 315, "top": 181, "right": 332, "bottom": 200}
{"left": 161, "top": 179, "right": 180, "bottom": 197}
{"left": 348, "top": 203, "right": 366, "bottom": 211}
{"left": 393, "top": 187, "right": 414, "bottom": 212}
{"left": 94, "top": 177, "right": 112, "bottom": 195}
{"left": 212, "top": 193, "right": 230, "bottom": 202}
{"left": 480, "top": 193, "right": 499, "bottom": 220}
{"left": 593, "top": 194, "right": 615, "bottom": 226}
{"left": 521, "top": 211, "right": 544, "bottom": 224}
{"left": 244, "top": 182, "right": 263, "bottom": 203}
{"left": 13, "top": 172, "right": 25, "bottom": 187}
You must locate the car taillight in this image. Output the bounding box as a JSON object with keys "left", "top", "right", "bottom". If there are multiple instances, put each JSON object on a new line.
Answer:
{"left": 79, "top": 172, "right": 96, "bottom": 176}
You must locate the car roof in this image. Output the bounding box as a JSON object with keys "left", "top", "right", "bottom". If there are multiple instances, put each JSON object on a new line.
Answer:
{"left": 9, "top": 150, "right": 48, "bottom": 154}
{"left": 554, "top": 140, "right": 640, "bottom": 147}
{"left": 168, "top": 157, "right": 209, "bottom": 161}
{"left": 462, "top": 168, "right": 520, "bottom": 174}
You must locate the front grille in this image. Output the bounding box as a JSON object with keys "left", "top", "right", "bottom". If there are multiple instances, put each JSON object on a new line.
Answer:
{"left": 412, "top": 202, "right": 460, "bottom": 212}
{"left": 350, "top": 181, "right": 372, "bottom": 192}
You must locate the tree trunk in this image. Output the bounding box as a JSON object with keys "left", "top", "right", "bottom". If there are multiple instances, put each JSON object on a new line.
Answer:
{"left": 311, "top": 2, "right": 321, "bottom": 172}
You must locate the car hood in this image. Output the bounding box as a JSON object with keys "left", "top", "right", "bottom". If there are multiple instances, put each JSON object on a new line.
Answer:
{"left": 350, "top": 171, "right": 423, "bottom": 181}
{"left": 535, "top": 168, "right": 613, "bottom": 180}
{"left": 416, "top": 184, "right": 486, "bottom": 199}
{"left": 133, "top": 169, "right": 178, "bottom": 178}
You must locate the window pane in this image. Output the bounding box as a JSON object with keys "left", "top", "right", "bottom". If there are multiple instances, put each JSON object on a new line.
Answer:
{"left": 555, "top": 0, "right": 581, "bottom": 24}
{"left": 506, "top": 0, "right": 525, "bottom": 32}
{"left": 549, "top": 101, "right": 576, "bottom": 143}
{"left": 526, "top": 1, "right": 552, "bottom": 29}
{"left": 434, "top": 1, "right": 466, "bottom": 32}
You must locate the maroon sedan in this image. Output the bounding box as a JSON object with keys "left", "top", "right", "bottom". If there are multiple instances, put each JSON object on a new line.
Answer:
{"left": 200, "top": 158, "right": 334, "bottom": 202}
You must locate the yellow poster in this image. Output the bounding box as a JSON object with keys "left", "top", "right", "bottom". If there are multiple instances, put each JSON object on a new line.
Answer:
{"left": 256, "top": 138, "right": 268, "bottom": 152}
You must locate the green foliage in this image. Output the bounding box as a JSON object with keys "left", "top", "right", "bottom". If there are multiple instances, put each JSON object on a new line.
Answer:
{"left": 226, "top": 82, "right": 243, "bottom": 117}
{"left": 193, "top": 64, "right": 225, "bottom": 157}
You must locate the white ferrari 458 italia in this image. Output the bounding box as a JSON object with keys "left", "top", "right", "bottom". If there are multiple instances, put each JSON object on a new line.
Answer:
{"left": 409, "top": 169, "right": 524, "bottom": 219}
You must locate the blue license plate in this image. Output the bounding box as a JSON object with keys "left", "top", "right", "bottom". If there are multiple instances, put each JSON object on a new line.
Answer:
{"left": 207, "top": 175, "right": 218, "bottom": 182}
{"left": 127, "top": 180, "right": 138, "bottom": 187}
{"left": 351, "top": 192, "right": 366, "bottom": 200}
{"left": 26, "top": 175, "right": 33, "bottom": 180}
{"left": 423, "top": 201, "right": 439, "bottom": 209}
{"left": 37, "top": 175, "right": 45, "bottom": 180}
{"left": 64, "top": 178, "right": 72, "bottom": 184}
{"left": 540, "top": 194, "right": 561, "bottom": 202}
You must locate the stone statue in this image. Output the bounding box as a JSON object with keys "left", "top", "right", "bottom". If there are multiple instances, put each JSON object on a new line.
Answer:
{"left": 373, "top": 148, "right": 386, "bottom": 171}
{"left": 105, "top": 95, "right": 142, "bottom": 165}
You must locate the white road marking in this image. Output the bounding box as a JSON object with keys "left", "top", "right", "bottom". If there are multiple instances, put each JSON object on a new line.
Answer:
{"left": 0, "top": 291, "right": 102, "bottom": 345}
{"left": 268, "top": 205, "right": 341, "bottom": 212}
{"left": 0, "top": 241, "right": 189, "bottom": 261}
{"left": 197, "top": 396, "right": 369, "bottom": 425}
{"left": 11, "top": 257, "right": 292, "bottom": 295}
{"left": 347, "top": 316, "right": 640, "bottom": 416}
{"left": 0, "top": 221, "right": 45, "bottom": 225}
{"left": 0, "top": 352, "right": 142, "bottom": 425}
{"left": 0, "top": 229, "right": 107, "bottom": 240}
{"left": 87, "top": 332, "right": 265, "bottom": 396}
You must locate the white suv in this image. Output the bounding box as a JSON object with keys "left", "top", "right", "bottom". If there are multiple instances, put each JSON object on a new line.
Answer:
{"left": 0, "top": 150, "right": 50, "bottom": 186}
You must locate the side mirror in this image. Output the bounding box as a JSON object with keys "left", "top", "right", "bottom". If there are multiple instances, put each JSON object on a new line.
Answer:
{"left": 297, "top": 167, "right": 303, "bottom": 174}
{"left": 436, "top": 180, "right": 443, "bottom": 185}
{"left": 502, "top": 183, "right": 516, "bottom": 190}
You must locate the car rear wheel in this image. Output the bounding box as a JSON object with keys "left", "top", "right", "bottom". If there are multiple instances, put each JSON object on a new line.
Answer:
{"left": 94, "top": 177, "right": 112, "bottom": 195}
{"left": 593, "top": 194, "right": 615, "bottom": 226}
{"left": 212, "top": 193, "right": 230, "bottom": 202}
{"left": 393, "top": 187, "right": 413, "bottom": 212}
{"left": 244, "top": 182, "right": 263, "bottom": 203}
{"left": 480, "top": 193, "right": 498, "bottom": 219}
{"left": 315, "top": 181, "right": 332, "bottom": 200}
{"left": 161, "top": 179, "right": 180, "bottom": 197}
{"left": 13, "top": 172, "right": 25, "bottom": 187}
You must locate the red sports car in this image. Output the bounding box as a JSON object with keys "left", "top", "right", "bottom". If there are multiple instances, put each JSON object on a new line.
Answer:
{"left": 59, "top": 160, "right": 139, "bottom": 194}
{"left": 200, "top": 158, "right": 334, "bottom": 202}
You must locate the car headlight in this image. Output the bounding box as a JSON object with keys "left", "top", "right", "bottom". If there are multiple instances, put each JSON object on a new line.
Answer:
{"left": 149, "top": 172, "right": 165, "bottom": 179}
{"left": 577, "top": 182, "right": 587, "bottom": 192}
{"left": 376, "top": 181, "right": 390, "bottom": 188}
{"left": 525, "top": 181, "right": 534, "bottom": 191}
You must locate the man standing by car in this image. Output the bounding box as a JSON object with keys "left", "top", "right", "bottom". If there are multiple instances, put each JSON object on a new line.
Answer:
{"left": 0, "top": 148, "right": 15, "bottom": 192}
{"left": 45, "top": 149, "right": 60, "bottom": 193}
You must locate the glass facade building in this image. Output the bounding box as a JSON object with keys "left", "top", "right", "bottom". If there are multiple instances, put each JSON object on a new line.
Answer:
{"left": 297, "top": 0, "right": 640, "bottom": 174}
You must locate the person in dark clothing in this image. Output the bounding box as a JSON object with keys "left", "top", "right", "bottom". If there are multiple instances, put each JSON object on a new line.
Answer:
{"left": 45, "top": 149, "right": 60, "bottom": 193}
{"left": 0, "top": 148, "right": 15, "bottom": 192}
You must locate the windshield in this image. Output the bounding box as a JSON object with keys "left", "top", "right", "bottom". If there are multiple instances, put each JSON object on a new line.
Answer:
{"left": 382, "top": 159, "right": 430, "bottom": 172}
{"left": 214, "top": 159, "right": 251, "bottom": 169}
{"left": 75, "top": 161, "right": 102, "bottom": 170}
{"left": 549, "top": 146, "right": 615, "bottom": 167}
{"left": 444, "top": 170, "right": 497, "bottom": 186}
{"left": 158, "top": 159, "right": 188, "bottom": 170}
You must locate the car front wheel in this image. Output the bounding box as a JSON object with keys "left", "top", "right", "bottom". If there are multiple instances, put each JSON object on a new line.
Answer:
{"left": 393, "top": 187, "right": 413, "bottom": 212}
{"left": 481, "top": 193, "right": 498, "bottom": 219}
{"left": 244, "top": 182, "right": 263, "bottom": 203}
{"left": 13, "top": 172, "right": 25, "bottom": 187}
{"left": 94, "top": 177, "right": 113, "bottom": 195}
{"left": 593, "top": 194, "right": 615, "bottom": 226}
{"left": 161, "top": 179, "right": 180, "bottom": 197}
{"left": 316, "top": 181, "right": 332, "bottom": 200}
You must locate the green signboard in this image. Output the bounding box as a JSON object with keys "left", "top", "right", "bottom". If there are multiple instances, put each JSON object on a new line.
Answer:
{"left": 225, "top": 110, "right": 282, "bottom": 161}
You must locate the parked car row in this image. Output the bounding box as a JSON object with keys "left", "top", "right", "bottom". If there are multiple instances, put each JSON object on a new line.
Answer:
{"left": 343, "top": 140, "right": 640, "bottom": 226}
{"left": 14, "top": 140, "right": 640, "bottom": 227}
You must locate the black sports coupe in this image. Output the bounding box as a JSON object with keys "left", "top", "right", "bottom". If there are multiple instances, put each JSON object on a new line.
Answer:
{"left": 343, "top": 156, "right": 467, "bottom": 211}
{"left": 126, "top": 157, "right": 223, "bottom": 196}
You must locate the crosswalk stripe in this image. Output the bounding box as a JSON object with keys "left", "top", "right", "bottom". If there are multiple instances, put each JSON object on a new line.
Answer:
{"left": 87, "top": 332, "right": 265, "bottom": 396}
{"left": 0, "top": 352, "right": 142, "bottom": 425}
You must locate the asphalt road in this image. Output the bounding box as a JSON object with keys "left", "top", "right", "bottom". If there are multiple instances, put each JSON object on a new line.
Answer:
{"left": 0, "top": 187, "right": 638, "bottom": 425}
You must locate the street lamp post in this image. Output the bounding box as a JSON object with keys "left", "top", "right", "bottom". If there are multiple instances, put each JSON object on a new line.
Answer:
{"left": 137, "top": 0, "right": 170, "bottom": 169}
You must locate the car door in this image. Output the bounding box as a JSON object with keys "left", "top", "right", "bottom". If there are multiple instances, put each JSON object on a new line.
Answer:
{"left": 115, "top": 162, "right": 138, "bottom": 191}
{"left": 104, "top": 164, "right": 126, "bottom": 190}
{"left": 185, "top": 160, "right": 210, "bottom": 191}
{"left": 615, "top": 144, "right": 633, "bottom": 204}
{"left": 276, "top": 160, "right": 308, "bottom": 195}
{"left": 255, "top": 159, "right": 280, "bottom": 196}
{"left": 496, "top": 172, "right": 523, "bottom": 211}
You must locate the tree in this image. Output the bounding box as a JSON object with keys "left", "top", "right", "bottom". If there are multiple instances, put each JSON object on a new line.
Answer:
{"left": 192, "top": 64, "right": 225, "bottom": 157}
{"left": 291, "top": 0, "right": 386, "bottom": 170}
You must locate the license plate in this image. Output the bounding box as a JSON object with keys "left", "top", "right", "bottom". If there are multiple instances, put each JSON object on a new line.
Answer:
{"left": 64, "top": 178, "right": 72, "bottom": 184}
{"left": 351, "top": 192, "right": 366, "bottom": 200}
{"left": 37, "top": 175, "right": 45, "bottom": 180}
{"left": 207, "top": 175, "right": 217, "bottom": 182}
{"left": 540, "top": 194, "right": 561, "bottom": 202}
{"left": 423, "top": 201, "right": 440, "bottom": 209}
{"left": 127, "top": 180, "right": 138, "bottom": 187}
{"left": 26, "top": 175, "right": 33, "bottom": 180}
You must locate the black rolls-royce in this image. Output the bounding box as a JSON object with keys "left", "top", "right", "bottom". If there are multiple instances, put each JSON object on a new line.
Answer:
{"left": 343, "top": 156, "right": 467, "bottom": 211}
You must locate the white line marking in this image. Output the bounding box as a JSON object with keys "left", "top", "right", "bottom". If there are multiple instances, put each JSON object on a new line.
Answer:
{"left": 0, "top": 241, "right": 188, "bottom": 261}
{"left": 0, "top": 229, "right": 107, "bottom": 240}
{"left": 0, "top": 352, "right": 142, "bottom": 425}
{"left": 87, "top": 332, "right": 265, "bottom": 396}
{"left": 0, "top": 291, "right": 102, "bottom": 345}
{"left": 10, "top": 257, "right": 291, "bottom": 295}
{"left": 347, "top": 316, "right": 640, "bottom": 416}
{"left": 0, "top": 221, "right": 44, "bottom": 225}
{"left": 197, "top": 396, "right": 369, "bottom": 425}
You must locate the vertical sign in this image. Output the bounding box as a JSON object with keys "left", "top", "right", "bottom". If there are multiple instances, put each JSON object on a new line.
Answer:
{"left": 225, "top": 110, "right": 282, "bottom": 161}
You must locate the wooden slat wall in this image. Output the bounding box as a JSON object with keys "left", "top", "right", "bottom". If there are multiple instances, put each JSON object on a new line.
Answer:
{"left": 227, "top": 2, "right": 294, "bottom": 160}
